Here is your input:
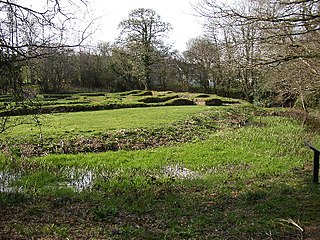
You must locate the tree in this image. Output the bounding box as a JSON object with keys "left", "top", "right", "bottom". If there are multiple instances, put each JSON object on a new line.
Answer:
{"left": 108, "top": 45, "right": 143, "bottom": 91}
{"left": 196, "top": 0, "right": 320, "bottom": 107}
{"left": 183, "top": 37, "right": 221, "bottom": 92}
{"left": 118, "top": 8, "right": 172, "bottom": 90}
{"left": 0, "top": 0, "right": 92, "bottom": 133}
{"left": 34, "top": 48, "right": 79, "bottom": 93}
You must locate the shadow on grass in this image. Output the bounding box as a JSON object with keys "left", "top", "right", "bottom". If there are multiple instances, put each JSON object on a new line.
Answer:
{"left": 1, "top": 167, "right": 320, "bottom": 240}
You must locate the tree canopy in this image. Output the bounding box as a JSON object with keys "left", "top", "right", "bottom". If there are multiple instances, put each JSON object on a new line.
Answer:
{"left": 118, "top": 8, "right": 172, "bottom": 90}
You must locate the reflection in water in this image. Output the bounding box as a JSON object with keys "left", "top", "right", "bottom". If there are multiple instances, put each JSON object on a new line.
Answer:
{"left": 0, "top": 165, "right": 202, "bottom": 193}
{"left": 0, "top": 168, "right": 95, "bottom": 193}
{"left": 163, "top": 164, "right": 199, "bottom": 179}
{"left": 0, "top": 170, "right": 21, "bottom": 192}
{"left": 67, "top": 169, "right": 94, "bottom": 191}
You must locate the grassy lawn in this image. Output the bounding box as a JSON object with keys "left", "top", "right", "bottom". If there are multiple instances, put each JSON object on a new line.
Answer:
{"left": 2, "top": 105, "right": 212, "bottom": 139}
{"left": 1, "top": 103, "right": 320, "bottom": 239}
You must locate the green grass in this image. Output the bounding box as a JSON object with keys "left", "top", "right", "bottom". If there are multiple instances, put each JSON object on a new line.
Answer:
{"left": 1, "top": 111, "right": 319, "bottom": 239}
{"left": 1, "top": 93, "right": 320, "bottom": 239}
{"left": 25, "top": 116, "right": 306, "bottom": 168}
{"left": 2, "top": 105, "right": 212, "bottom": 140}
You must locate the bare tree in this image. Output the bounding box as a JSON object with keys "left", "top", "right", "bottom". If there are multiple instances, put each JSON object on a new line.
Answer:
{"left": 0, "top": 0, "right": 92, "bottom": 61}
{"left": 183, "top": 36, "right": 220, "bottom": 92}
{"left": 196, "top": 0, "right": 320, "bottom": 107}
{"left": 0, "top": 0, "right": 93, "bottom": 133}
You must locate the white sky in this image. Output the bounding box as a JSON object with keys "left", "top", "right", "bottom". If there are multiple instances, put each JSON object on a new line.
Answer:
{"left": 89, "top": 0, "right": 204, "bottom": 52}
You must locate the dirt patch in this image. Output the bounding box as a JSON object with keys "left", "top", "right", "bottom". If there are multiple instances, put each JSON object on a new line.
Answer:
{"left": 304, "top": 226, "right": 320, "bottom": 240}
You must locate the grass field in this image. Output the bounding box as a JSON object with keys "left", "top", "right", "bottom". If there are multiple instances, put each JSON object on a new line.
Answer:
{"left": 2, "top": 105, "right": 213, "bottom": 139}
{"left": 1, "top": 92, "right": 320, "bottom": 239}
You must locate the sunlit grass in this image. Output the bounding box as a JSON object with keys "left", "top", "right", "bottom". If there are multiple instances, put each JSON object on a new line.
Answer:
{"left": 1, "top": 107, "right": 319, "bottom": 239}
{"left": 2, "top": 105, "right": 212, "bottom": 140}
{"left": 32, "top": 116, "right": 308, "bottom": 171}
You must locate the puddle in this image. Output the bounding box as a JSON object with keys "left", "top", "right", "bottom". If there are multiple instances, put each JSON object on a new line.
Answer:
{"left": 0, "top": 168, "right": 95, "bottom": 193}
{"left": 163, "top": 164, "right": 200, "bottom": 179}
{"left": 67, "top": 169, "right": 94, "bottom": 191}
{"left": 0, "top": 170, "right": 22, "bottom": 192}
{"left": 0, "top": 165, "right": 203, "bottom": 193}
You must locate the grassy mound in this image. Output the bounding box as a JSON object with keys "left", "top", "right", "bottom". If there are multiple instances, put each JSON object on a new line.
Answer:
{"left": 165, "top": 98, "right": 195, "bottom": 106}
{"left": 0, "top": 106, "right": 214, "bottom": 156}
{"left": 138, "top": 95, "right": 179, "bottom": 103}
{"left": 133, "top": 91, "right": 153, "bottom": 96}
{"left": 79, "top": 93, "right": 106, "bottom": 97}
{"left": 0, "top": 91, "right": 243, "bottom": 116}
{"left": 0, "top": 102, "right": 148, "bottom": 117}
{"left": 195, "top": 94, "right": 211, "bottom": 98}
{"left": 204, "top": 98, "right": 223, "bottom": 106}
{"left": 119, "top": 90, "right": 143, "bottom": 96}
{"left": 42, "top": 94, "right": 72, "bottom": 99}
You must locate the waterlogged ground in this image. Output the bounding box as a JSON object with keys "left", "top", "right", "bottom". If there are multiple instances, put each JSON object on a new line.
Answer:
{"left": 0, "top": 164, "right": 203, "bottom": 193}
{"left": 1, "top": 105, "right": 320, "bottom": 239}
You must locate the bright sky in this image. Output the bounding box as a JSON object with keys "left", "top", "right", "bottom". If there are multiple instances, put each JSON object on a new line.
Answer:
{"left": 89, "top": 0, "right": 204, "bottom": 52}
